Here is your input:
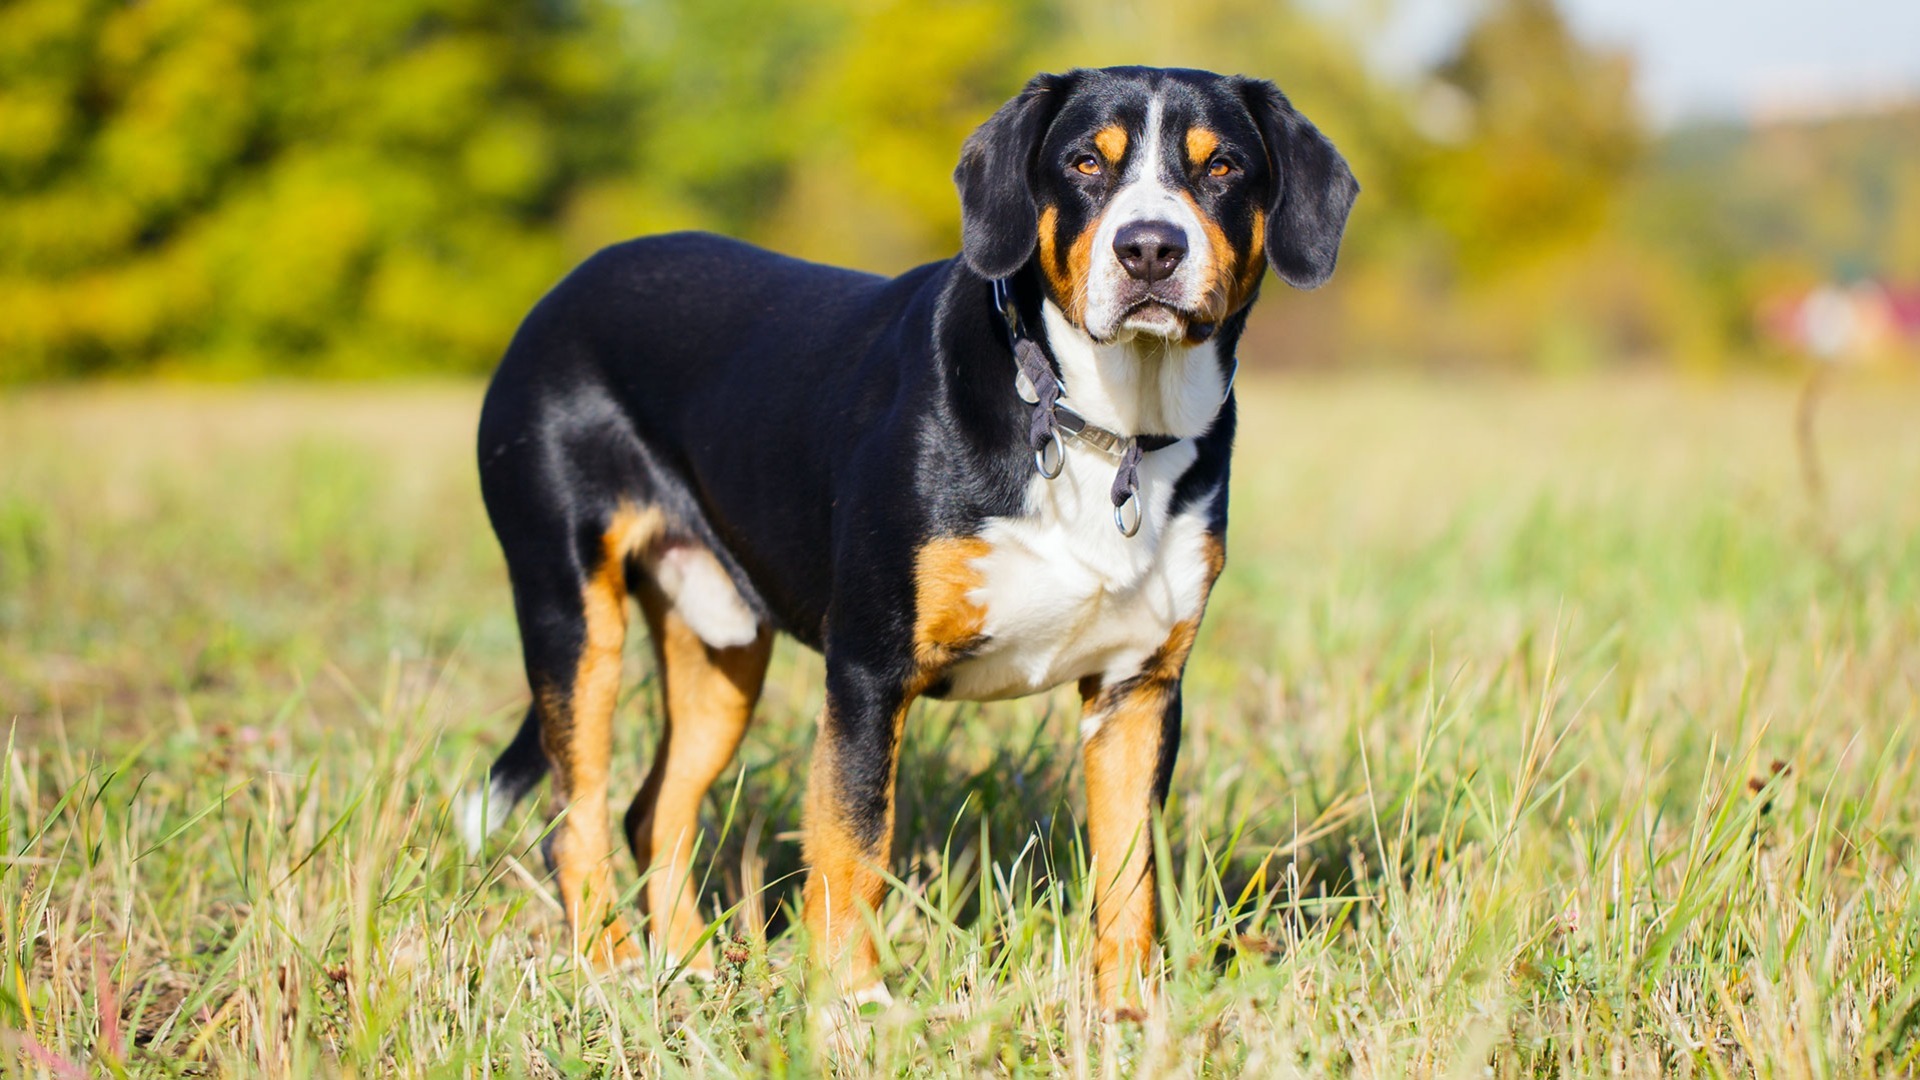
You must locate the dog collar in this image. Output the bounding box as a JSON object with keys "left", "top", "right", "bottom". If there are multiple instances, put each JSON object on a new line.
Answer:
{"left": 992, "top": 277, "right": 1181, "bottom": 537}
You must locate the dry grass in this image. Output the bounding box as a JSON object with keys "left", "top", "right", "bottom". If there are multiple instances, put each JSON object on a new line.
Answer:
{"left": 2, "top": 372, "right": 1918, "bottom": 1076}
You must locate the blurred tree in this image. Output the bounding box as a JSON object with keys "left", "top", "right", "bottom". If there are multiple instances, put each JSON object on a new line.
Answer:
{"left": 0, "top": 0, "right": 648, "bottom": 377}
{"left": 764, "top": 0, "right": 1048, "bottom": 270}
{"left": 1424, "top": 0, "right": 1642, "bottom": 275}
{"left": 1332, "top": 0, "right": 1657, "bottom": 370}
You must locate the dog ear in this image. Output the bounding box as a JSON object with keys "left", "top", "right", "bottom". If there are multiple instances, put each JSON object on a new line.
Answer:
{"left": 953, "top": 72, "right": 1072, "bottom": 280}
{"left": 1236, "top": 77, "right": 1359, "bottom": 290}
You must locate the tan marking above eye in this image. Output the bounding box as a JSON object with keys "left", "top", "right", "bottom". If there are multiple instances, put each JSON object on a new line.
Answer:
{"left": 1094, "top": 125, "right": 1128, "bottom": 165}
{"left": 1186, "top": 127, "right": 1220, "bottom": 166}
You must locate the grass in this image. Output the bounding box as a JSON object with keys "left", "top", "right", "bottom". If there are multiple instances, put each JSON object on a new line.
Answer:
{"left": 2, "top": 372, "right": 1919, "bottom": 1077}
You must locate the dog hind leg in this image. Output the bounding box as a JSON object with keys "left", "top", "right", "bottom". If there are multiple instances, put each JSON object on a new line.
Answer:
{"left": 460, "top": 705, "right": 548, "bottom": 852}
{"left": 623, "top": 565, "right": 772, "bottom": 973}
{"left": 503, "top": 510, "right": 657, "bottom": 968}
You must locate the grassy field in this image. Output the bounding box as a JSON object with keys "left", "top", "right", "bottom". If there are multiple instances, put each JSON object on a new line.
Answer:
{"left": 2, "top": 373, "right": 1918, "bottom": 1077}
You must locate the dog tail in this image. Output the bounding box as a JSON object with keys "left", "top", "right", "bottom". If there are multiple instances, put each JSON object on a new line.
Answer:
{"left": 458, "top": 705, "right": 549, "bottom": 853}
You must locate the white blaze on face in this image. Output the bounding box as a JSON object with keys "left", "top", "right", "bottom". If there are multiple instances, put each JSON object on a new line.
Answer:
{"left": 1084, "top": 95, "right": 1216, "bottom": 343}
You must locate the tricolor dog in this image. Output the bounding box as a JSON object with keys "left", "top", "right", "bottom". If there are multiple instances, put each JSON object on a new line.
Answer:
{"left": 468, "top": 65, "right": 1356, "bottom": 1009}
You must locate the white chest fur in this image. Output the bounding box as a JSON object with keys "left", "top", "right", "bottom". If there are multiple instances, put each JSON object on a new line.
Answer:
{"left": 943, "top": 451, "right": 1216, "bottom": 702}
{"left": 940, "top": 303, "right": 1227, "bottom": 704}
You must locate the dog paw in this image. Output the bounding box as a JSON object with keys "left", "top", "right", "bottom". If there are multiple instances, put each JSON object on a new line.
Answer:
{"left": 578, "top": 919, "right": 643, "bottom": 970}
{"left": 811, "top": 981, "right": 894, "bottom": 1059}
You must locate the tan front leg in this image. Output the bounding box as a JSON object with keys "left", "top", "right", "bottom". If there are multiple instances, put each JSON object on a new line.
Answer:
{"left": 1078, "top": 610, "right": 1206, "bottom": 1010}
{"left": 800, "top": 685, "right": 913, "bottom": 998}
{"left": 1080, "top": 676, "right": 1177, "bottom": 1009}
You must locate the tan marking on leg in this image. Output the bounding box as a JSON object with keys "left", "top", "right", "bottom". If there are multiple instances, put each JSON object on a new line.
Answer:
{"left": 1077, "top": 547, "right": 1218, "bottom": 1009}
{"left": 606, "top": 503, "right": 666, "bottom": 560}
{"left": 801, "top": 695, "right": 913, "bottom": 995}
{"left": 544, "top": 513, "right": 653, "bottom": 967}
{"left": 628, "top": 573, "right": 772, "bottom": 972}
{"left": 1184, "top": 127, "right": 1219, "bottom": 165}
{"left": 1144, "top": 619, "right": 1199, "bottom": 683}
{"left": 1081, "top": 678, "right": 1174, "bottom": 1009}
{"left": 912, "top": 536, "right": 991, "bottom": 673}
{"left": 1095, "top": 124, "right": 1129, "bottom": 166}
{"left": 794, "top": 532, "right": 1014, "bottom": 995}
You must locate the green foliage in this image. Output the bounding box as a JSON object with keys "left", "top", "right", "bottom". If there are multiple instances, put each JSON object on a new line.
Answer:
{"left": 1427, "top": 0, "right": 1642, "bottom": 274}
{"left": 0, "top": 0, "right": 647, "bottom": 378}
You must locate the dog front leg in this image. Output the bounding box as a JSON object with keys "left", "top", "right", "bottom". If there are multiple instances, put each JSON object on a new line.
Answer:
{"left": 801, "top": 659, "right": 913, "bottom": 1000}
{"left": 1078, "top": 645, "right": 1190, "bottom": 1012}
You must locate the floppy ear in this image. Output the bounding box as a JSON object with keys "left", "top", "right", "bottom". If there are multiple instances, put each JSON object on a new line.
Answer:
{"left": 1236, "top": 77, "right": 1359, "bottom": 290}
{"left": 953, "top": 72, "right": 1072, "bottom": 280}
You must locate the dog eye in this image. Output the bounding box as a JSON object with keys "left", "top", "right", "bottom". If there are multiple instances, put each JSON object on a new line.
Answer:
{"left": 1073, "top": 155, "right": 1102, "bottom": 176}
{"left": 1207, "top": 157, "right": 1234, "bottom": 178}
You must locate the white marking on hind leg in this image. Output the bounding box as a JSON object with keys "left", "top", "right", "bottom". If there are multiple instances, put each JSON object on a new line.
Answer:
{"left": 650, "top": 544, "right": 761, "bottom": 649}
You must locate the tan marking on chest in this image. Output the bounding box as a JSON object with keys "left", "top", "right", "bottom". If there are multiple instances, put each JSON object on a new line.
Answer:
{"left": 1200, "top": 532, "right": 1225, "bottom": 577}
{"left": 913, "top": 536, "right": 992, "bottom": 675}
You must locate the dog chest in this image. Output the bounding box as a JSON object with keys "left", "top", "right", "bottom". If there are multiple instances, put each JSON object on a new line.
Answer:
{"left": 928, "top": 441, "right": 1216, "bottom": 703}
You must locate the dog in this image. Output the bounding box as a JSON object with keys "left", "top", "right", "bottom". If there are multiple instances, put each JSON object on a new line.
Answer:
{"left": 465, "top": 65, "right": 1356, "bottom": 1010}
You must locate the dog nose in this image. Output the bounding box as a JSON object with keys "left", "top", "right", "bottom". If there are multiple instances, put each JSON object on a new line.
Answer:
{"left": 1112, "top": 221, "right": 1187, "bottom": 283}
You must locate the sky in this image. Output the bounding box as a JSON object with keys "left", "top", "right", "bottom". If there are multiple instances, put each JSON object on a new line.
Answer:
{"left": 1374, "top": 0, "right": 1920, "bottom": 126}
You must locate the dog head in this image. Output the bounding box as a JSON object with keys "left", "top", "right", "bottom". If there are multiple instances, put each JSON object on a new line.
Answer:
{"left": 955, "top": 66, "right": 1358, "bottom": 344}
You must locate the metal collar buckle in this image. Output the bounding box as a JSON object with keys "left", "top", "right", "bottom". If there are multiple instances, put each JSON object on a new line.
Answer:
{"left": 991, "top": 275, "right": 1202, "bottom": 538}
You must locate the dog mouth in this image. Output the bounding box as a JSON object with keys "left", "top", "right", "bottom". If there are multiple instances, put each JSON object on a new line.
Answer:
{"left": 1115, "top": 295, "right": 1200, "bottom": 339}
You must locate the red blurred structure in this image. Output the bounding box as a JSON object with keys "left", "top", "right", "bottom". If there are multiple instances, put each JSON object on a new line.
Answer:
{"left": 1761, "top": 281, "right": 1920, "bottom": 362}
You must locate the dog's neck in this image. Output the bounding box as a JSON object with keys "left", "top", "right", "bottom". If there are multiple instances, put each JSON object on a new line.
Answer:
{"left": 1038, "top": 300, "right": 1231, "bottom": 441}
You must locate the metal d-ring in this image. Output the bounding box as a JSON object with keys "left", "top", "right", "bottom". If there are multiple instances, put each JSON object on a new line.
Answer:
{"left": 1034, "top": 428, "right": 1065, "bottom": 479}
{"left": 1113, "top": 491, "right": 1142, "bottom": 537}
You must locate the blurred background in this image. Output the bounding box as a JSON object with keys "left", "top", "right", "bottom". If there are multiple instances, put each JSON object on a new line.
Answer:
{"left": 3, "top": 0, "right": 1918, "bottom": 381}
